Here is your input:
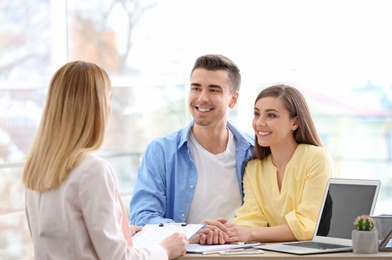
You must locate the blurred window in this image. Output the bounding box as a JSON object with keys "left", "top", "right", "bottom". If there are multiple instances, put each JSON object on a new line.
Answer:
{"left": 1, "top": 0, "right": 392, "bottom": 258}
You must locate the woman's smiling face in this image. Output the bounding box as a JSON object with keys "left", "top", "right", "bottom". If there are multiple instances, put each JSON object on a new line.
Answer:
{"left": 253, "top": 96, "right": 298, "bottom": 148}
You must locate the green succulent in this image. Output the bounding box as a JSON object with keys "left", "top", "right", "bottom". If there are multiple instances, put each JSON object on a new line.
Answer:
{"left": 353, "top": 215, "right": 375, "bottom": 231}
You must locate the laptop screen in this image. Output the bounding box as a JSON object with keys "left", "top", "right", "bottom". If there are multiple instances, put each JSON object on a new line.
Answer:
{"left": 315, "top": 182, "right": 379, "bottom": 240}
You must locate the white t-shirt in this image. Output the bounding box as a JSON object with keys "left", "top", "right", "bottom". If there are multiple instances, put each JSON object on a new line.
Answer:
{"left": 186, "top": 129, "right": 242, "bottom": 223}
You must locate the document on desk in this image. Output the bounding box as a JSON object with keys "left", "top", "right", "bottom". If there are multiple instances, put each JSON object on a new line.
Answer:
{"left": 187, "top": 242, "right": 261, "bottom": 254}
{"left": 132, "top": 223, "right": 205, "bottom": 248}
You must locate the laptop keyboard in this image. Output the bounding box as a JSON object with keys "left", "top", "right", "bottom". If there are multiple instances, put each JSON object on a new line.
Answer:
{"left": 284, "top": 241, "right": 348, "bottom": 250}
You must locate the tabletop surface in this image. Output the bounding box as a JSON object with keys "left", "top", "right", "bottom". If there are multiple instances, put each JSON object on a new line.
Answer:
{"left": 180, "top": 250, "right": 392, "bottom": 260}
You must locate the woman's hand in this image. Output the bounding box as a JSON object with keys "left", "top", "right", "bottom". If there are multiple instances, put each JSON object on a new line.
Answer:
{"left": 189, "top": 218, "right": 229, "bottom": 245}
{"left": 225, "top": 223, "right": 252, "bottom": 243}
{"left": 202, "top": 217, "right": 229, "bottom": 234}
{"left": 129, "top": 225, "right": 142, "bottom": 236}
{"left": 160, "top": 232, "right": 189, "bottom": 259}
{"left": 190, "top": 226, "right": 227, "bottom": 245}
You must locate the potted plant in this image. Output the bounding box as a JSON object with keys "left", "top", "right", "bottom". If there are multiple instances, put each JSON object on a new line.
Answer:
{"left": 352, "top": 215, "right": 379, "bottom": 254}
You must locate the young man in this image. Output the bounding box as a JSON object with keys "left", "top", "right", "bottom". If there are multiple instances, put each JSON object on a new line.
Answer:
{"left": 130, "top": 54, "right": 254, "bottom": 242}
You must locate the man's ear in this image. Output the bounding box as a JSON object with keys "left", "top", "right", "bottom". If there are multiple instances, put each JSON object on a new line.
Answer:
{"left": 229, "top": 91, "right": 239, "bottom": 108}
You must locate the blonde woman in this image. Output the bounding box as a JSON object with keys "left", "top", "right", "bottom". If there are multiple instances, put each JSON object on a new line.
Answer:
{"left": 22, "top": 61, "right": 188, "bottom": 259}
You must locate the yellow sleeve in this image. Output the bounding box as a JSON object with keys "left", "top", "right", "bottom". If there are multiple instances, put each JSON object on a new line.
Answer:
{"left": 231, "top": 161, "right": 268, "bottom": 227}
{"left": 285, "top": 147, "right": 334, "bottom": 240}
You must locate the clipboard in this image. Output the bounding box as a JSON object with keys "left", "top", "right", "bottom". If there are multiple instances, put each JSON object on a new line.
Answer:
{"left": 132, "top": 223, "right": 205, "bottom": 247}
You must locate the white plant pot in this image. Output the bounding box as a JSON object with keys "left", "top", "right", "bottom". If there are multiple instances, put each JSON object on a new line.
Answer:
{"left": 351, "top": 229, "right": 379, "bottom": 254}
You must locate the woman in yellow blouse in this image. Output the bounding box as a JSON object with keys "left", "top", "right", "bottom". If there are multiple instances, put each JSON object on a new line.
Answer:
{"left": 225, "top": 84, "right": 336, "bottom": 243}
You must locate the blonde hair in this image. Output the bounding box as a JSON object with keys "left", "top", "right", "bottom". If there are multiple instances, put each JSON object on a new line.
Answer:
{"left": 22, "top": 61, "right": 111, "bottom": 191}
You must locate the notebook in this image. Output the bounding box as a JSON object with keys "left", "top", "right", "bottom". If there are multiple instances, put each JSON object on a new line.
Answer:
{"left": 257, "top": 178, "right": 381, "bottom": 255}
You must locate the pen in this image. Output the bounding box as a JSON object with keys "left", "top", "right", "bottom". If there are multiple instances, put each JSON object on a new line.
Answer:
{"left": 158, "top": 222, "right": 187, "bottom": 227}
{"left": 202, "top": 251, "right": 220, "bottom": 255}
{"left": 202, "top": 248, "right": 244, "bottom": 255}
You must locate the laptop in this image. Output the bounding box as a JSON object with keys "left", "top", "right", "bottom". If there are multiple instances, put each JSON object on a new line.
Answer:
{"left": 257, "top": 178, "right": 381, "bottom": 255}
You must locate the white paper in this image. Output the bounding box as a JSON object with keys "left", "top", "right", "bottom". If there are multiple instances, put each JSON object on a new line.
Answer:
{"left": 132, "top": 224, "right": 205, "bottom": 247}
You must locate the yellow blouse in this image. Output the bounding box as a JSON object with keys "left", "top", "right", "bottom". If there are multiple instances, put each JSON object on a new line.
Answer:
{"left": 232, "top": 144, "right": 337, "bottom": 240}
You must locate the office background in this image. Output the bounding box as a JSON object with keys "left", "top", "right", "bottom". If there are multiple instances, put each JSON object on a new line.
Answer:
{"left": 1, "top": 0, "right": 392, "bottom": 259}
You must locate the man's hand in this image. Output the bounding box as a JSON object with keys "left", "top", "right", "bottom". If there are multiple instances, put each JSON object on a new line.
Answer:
{"left": 189, "top": 217, "right": 229, "bottom": 245}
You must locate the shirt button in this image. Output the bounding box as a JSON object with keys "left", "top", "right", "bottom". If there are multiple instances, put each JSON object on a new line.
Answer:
{"left": 190, "top": 184, "right": 194, "bottom": 189}
{"left": 181, "top": 214, "right": 185, "bottom": 218}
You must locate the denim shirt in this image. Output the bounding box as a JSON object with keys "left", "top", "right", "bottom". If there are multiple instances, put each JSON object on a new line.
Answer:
{"left": 129, "top": 120, "right": 254, "bottom": 226}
